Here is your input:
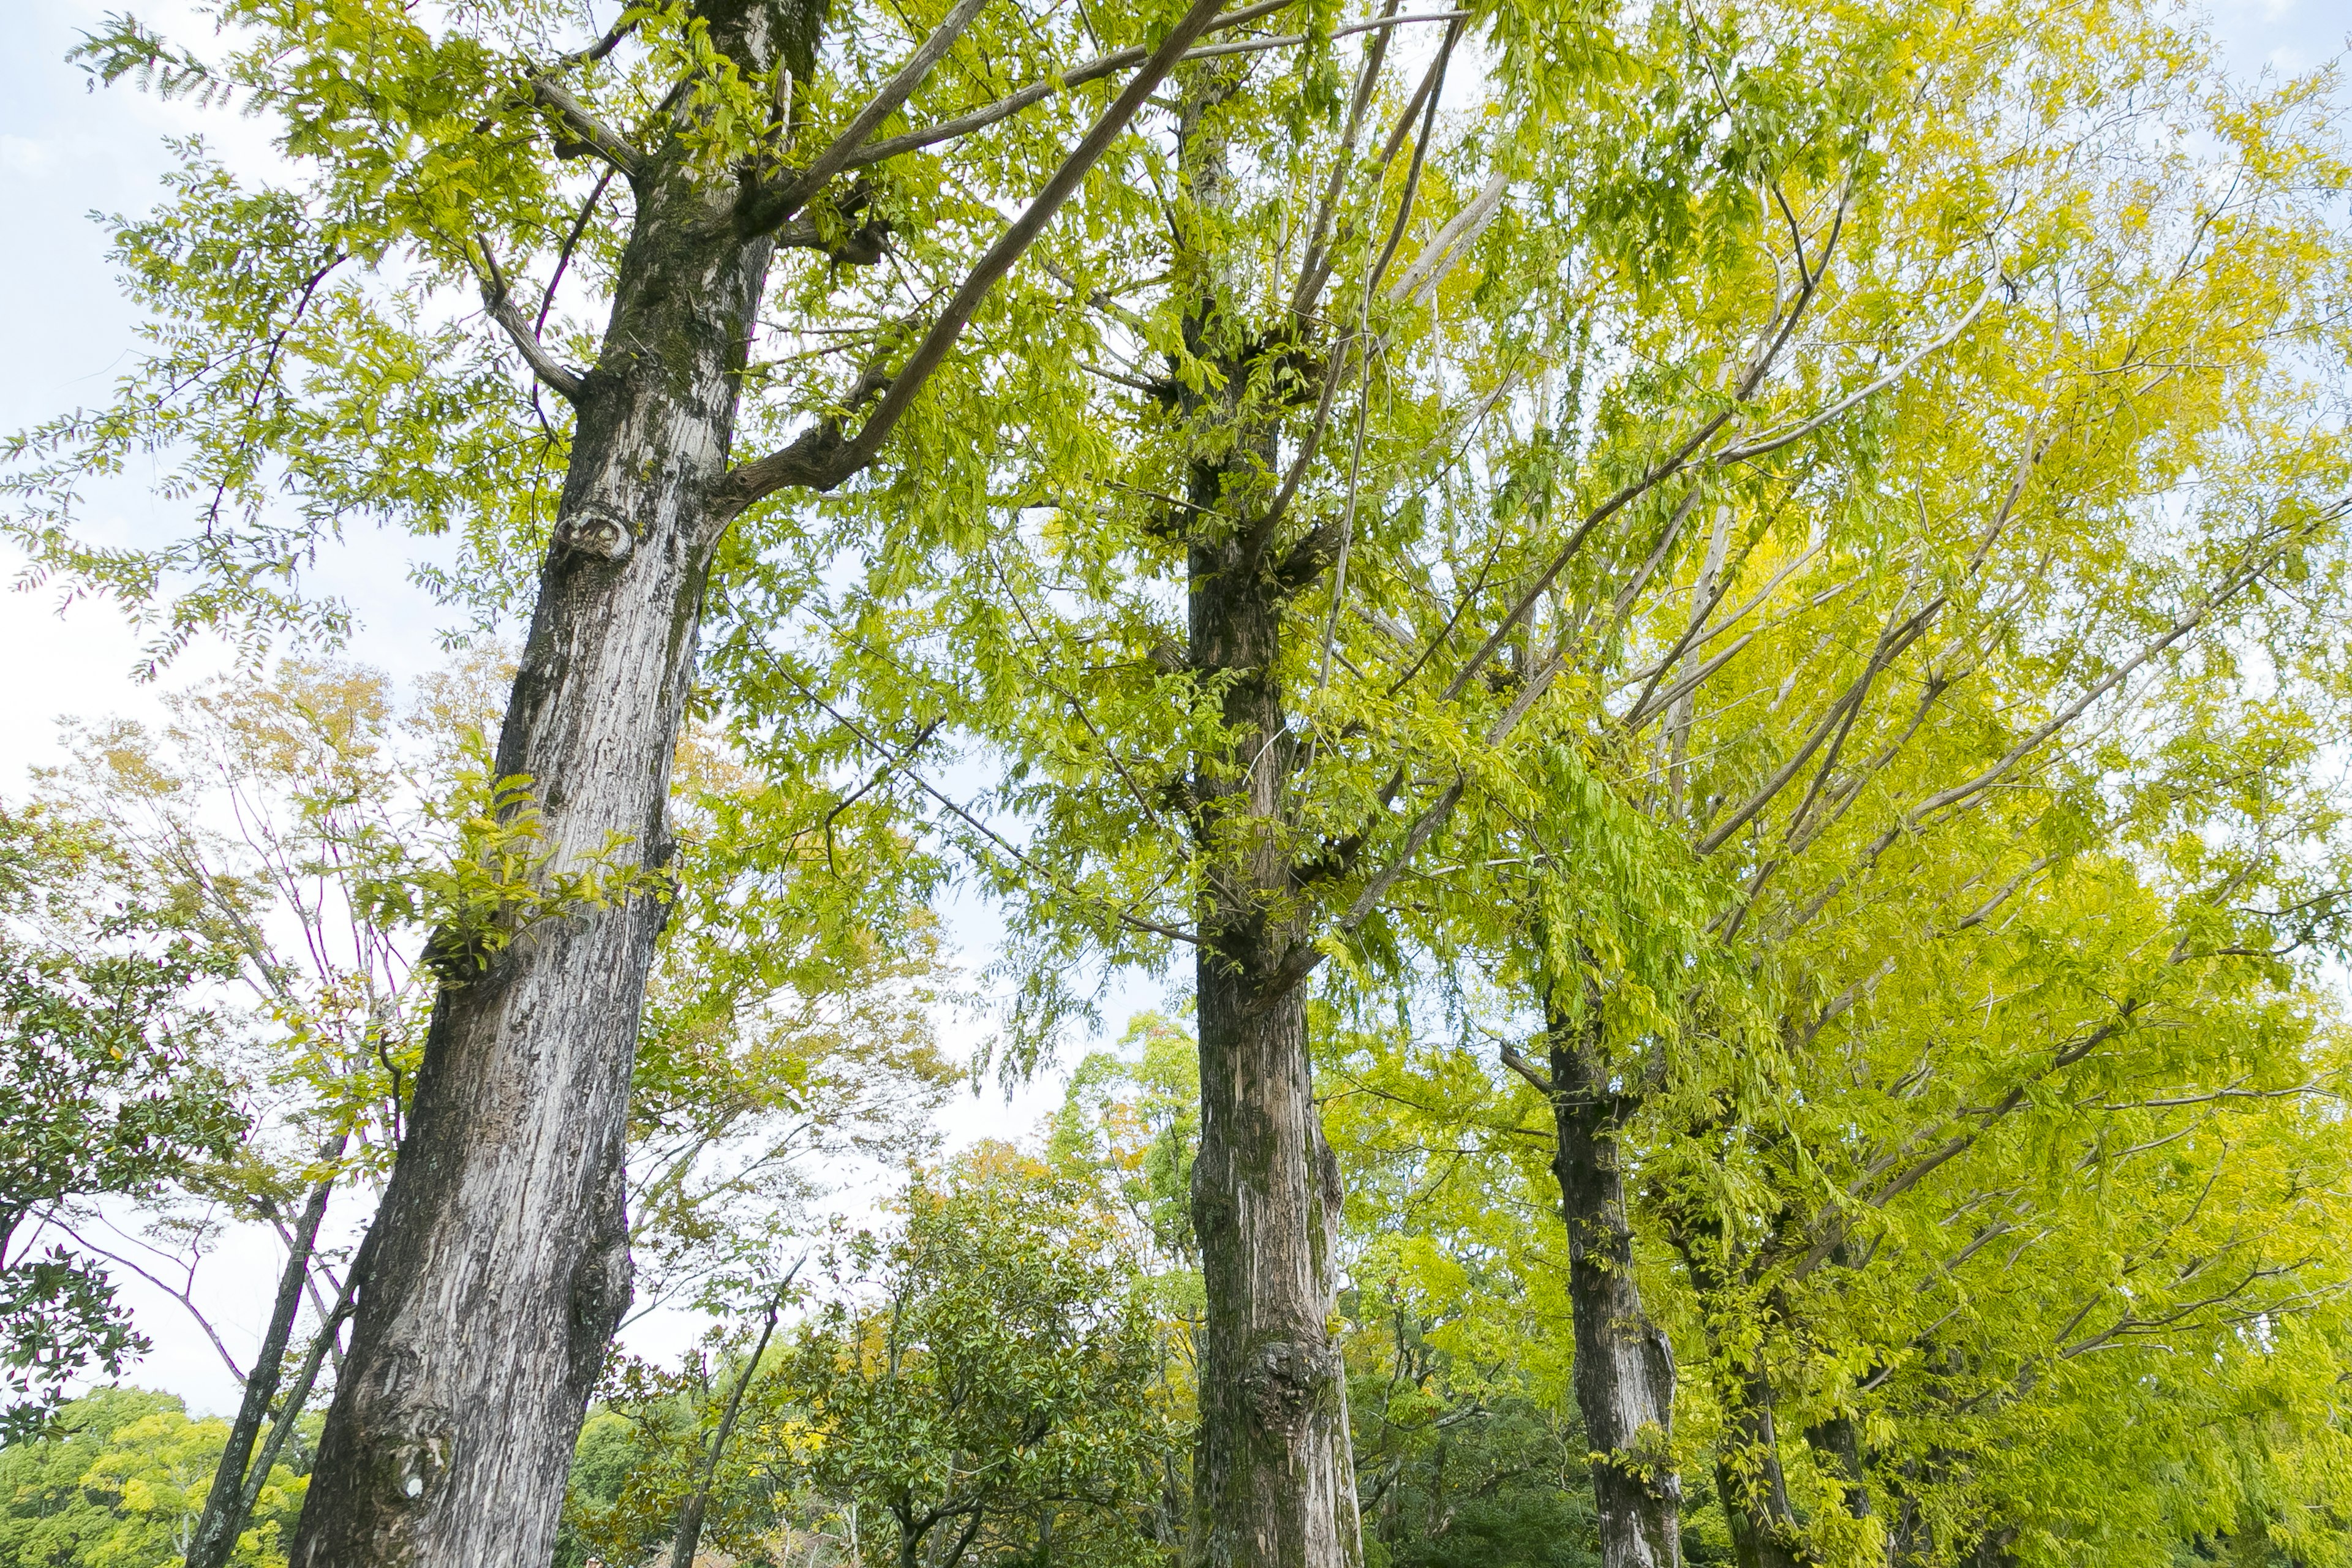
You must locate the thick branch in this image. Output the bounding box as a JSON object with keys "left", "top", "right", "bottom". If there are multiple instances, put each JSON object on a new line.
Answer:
{"left": 718, "top": 0, "right": 1235, "bottom": 515}
{"left": 530, "top": 78, "right": 645, "bottom": 181}
{"left": 1384, "top": 164, "right": 1509, "bottom": 306}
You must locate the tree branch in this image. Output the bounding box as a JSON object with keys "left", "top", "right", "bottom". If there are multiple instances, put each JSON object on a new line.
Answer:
{"left": 1714, "top": 279, "right": 1997, "bottom": 465}
{"left": 1498, "top": 1041, "right": 1556, "bottom": 1095}
{"left": 717, "top": 0, "right": 1237, "bottom": 516}
{"left": 482, "top": 284, "right": 586, "bottom": 404}
{"left": 745, "top": 0, "right": 996, "bottom": 232}
{"left": 1384, "top": 164, "right": 1508, "bottom": 307}
{"left": 530, "top": 78, "right": 645, "bottom": 181}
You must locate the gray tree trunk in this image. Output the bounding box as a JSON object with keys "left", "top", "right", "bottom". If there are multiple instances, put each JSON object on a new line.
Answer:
{"left": 1189, "top": 959, "right": 1359, "bottom": 1568}
{"left": 280, "top": 0, "right": 1229, "bottom": 1552}
{"left": 289, "top": 13, "right": 788, "bottom": 1563}
{"left": 1545, "top": 1009, "right": 1683, "bottom": 1568}
{"left": 1170, "top": 69, "right": 1363, "bottom": 1562}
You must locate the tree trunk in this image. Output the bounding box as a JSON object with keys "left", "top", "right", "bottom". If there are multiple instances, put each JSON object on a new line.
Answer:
{"left": 290, "top": 15, "right": 786, "bottom": 1561}
{"left": 1177, "top": 80, "right": 1361, "bottom": 1568}
{"left": 1714, "top": 1358, "right": 1807, "bottom": 1568}
{"left": 1190, "top": 964, "right": 1359, "bottom": 1568}
{"left": 1545, "top": 1009, "right": 1683, "bottom": 1568}
{"left": 239, "top": 1267, "right": 356, "bottom": 1524}
{"left": 187, "top": 1156, "right": 337, "bottom": 1568}
{"left": 669, "top": 1291, "right": 785, "bottom": 1568}
{"left": 1801, "top": 1412, "right": 1871, "bottom": 1523}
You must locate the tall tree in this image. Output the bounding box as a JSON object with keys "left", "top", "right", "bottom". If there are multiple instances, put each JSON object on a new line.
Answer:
{"left": 10, "top": 0, "right": 1315, "bottom": 1557}
{"left": 1370, "top": 16, "right": 2352, "bottom": 1559}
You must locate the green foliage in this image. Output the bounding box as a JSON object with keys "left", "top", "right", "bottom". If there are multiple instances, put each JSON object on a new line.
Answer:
{"left": 773, "top": 1154, "right": 1177, "bottom": 1568}
{"left": 0, "top": 1387, "right": 312, "bottom": 1568}
{"left": 0, "top": 806, "right": 245, "bottom": 1438}
{"left": 11, "top": 0, "right": 2352, "bottom": 1561}
{"left": 568, "top": 1152, "right": 1181, "bottom": 1568}
{"left": 1046, "top": 1012, "right": 1204, "bottom": 1272}
{"left": 628, "top": 726, "right": 961, "bottom": 1317}
{"left": 354, "top": 732, "right": 674, "bottom": 986}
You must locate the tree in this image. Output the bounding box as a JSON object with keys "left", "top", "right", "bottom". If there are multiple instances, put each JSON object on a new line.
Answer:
{"left": 774, "top": 1154, "right": 1177, "bottom": 1568}
{"left": 9, "top": 0, "right": 1298, "bottom": 1554}
{"left": 1275, "top": 6, "right": 2352, "bottom": 1561}
{"left": 27, "top": 658, "right": 494, "bottom": 1568}
{"left": 0, "top": 1387, "right": 314, "bottom": 1568}
{"left": 570, "top": 1152, "right": 1178, "bottom": 1568}
{"left": 0, "top": 804, "right": 245, "bottom": 1441}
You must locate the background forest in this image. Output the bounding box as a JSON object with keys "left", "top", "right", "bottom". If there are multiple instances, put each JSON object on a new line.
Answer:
{"left": 2, "top": 0, "right": 2351, "bottom": 1563}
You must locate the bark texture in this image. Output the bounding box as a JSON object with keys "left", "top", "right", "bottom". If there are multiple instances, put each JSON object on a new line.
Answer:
{"left": 1714, "top": 1361, "right": 1807, "bottom": 1568}
{"left": 1180, "top": 91, "right": 1360, "bottom": 1568}
{"left": 290, "top": 9, "right": 787, "bottom": 1560}
{"left": 1189, "top": 963, "right": 1358, "bottom": 1568}
{"left": 1545, "top": 1009, "right": 1683, "bottom": 1568}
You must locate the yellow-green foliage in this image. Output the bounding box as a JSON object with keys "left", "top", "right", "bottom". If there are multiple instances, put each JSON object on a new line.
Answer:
{"left": 0, "top": 1389, "right": 311, "bottom": 1568}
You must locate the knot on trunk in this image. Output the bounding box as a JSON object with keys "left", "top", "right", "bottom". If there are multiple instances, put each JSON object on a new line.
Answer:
{"left": 370, "top": 1415, "right": 454, "bottom": 1513}
{"left": 570, "top": 1227, "right": 633, "bottom": 1343}
{"left": 554, "top": 508, "right": 635, "bottom": 562}
{"left": 1240, "top": 1336, "right": 1333, "bottom": 1438}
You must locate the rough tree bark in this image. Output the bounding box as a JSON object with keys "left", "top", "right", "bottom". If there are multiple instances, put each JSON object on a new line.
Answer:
{"left": 1714, "top": 1357, "right": 1808, "bottom": 1568}
{"left": 1189, "top": 956, "right": 1358, "bottom": 1568}
{"left": 1542, "top": 1001, "right": 1684, "bottom": 1568}
{"left": 287, "top": 0, "right": 1232, "bottom": 1558}
{"left": 1178, "top": 89, "right": 1363, "bottom": 1568}
{"left": 291, "top": 88, "right": 780, "bottom": 1556}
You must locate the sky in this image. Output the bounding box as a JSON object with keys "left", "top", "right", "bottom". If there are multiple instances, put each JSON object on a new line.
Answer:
{"left": 1, "top": 0, "right": 2344, "bottom": 1417}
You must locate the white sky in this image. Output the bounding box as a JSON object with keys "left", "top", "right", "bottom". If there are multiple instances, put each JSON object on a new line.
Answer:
{"left": 1, "top": 0, "right": 2341, "bottom": 1415}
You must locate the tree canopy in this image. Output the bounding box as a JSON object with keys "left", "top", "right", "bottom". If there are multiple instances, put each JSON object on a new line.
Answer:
{"left": 2, "top": 0, "right": 2350, "bottom": 1564}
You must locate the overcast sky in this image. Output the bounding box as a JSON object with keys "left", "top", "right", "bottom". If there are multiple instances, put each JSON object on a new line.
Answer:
{"left": 2, "top": 0, "right": 2343, "bottom": 1416}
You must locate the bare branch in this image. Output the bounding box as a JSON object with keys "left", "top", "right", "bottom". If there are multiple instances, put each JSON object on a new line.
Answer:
{"left": 1499, "top": 1042, "right": 1556, "bottom": 1095}
{"left": 1385, "top": 165, "right": 1509, "bottom": 306}
{"left": 1695, "top": 595, "right": 1943, "bottom": 855}
{"left": 1950, "top": 854, "right": 2055, "bottom": 932}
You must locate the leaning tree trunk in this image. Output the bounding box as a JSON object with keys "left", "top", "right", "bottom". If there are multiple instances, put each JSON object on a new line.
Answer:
{"left": 1545, "top": 1005, "right": 1684, "bottom": 1568}
{"left": 289, "top": 24, "right": 785, "bottom": 1565}
{"left": 187, "top": 1149, "right": 340, "bottom": 1568}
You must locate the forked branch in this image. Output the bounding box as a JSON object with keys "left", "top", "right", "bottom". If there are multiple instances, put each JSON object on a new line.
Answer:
{"left": 716, "top": 0, "right": 1238, "bottom": 517}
